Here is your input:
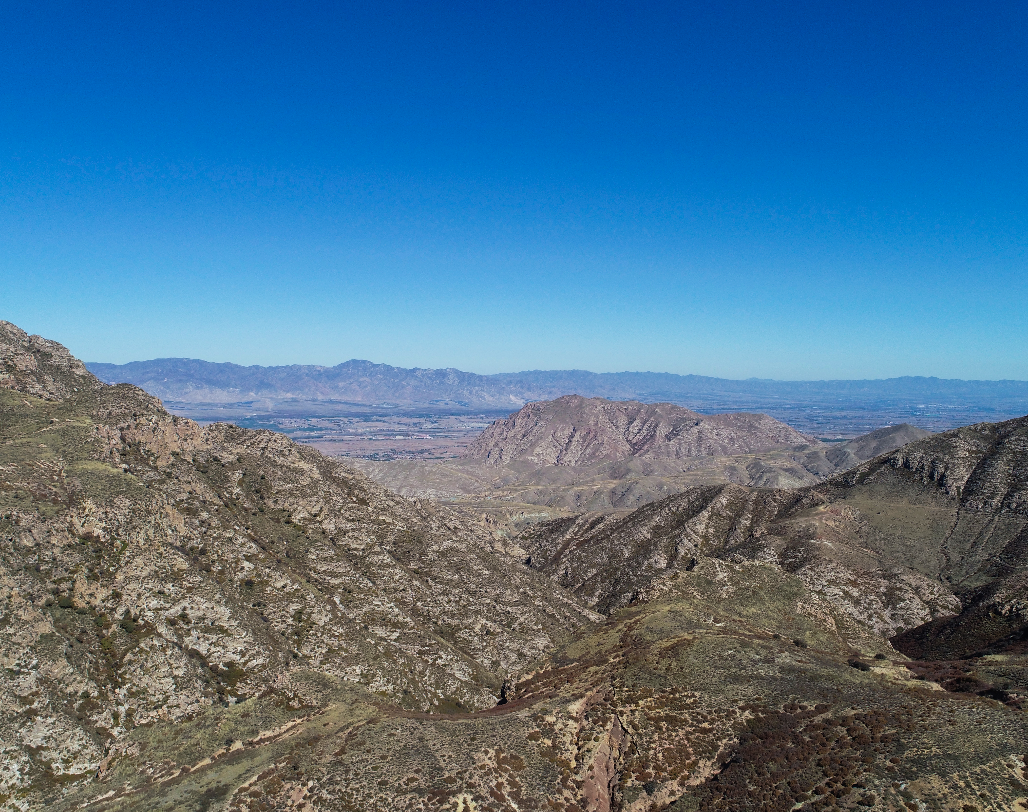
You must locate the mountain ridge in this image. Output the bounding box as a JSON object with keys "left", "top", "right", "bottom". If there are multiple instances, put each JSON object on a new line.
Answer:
{"left": 88, "top": 357, "right": 1028, "bottom": 407}
{"left": 516, "top": 412, "right": 1028, "bottom": 649}
{"left": 5, "top": 321, "right": 1028, "bottom": 811}
{"left": 461, "top": 395, "right": 815, "bottom": 466}
{"left": 353, "top": 421, "right": 933, "bottom": 512}
{"left": 0, "top": 321, "right": 600, "bottom": 808}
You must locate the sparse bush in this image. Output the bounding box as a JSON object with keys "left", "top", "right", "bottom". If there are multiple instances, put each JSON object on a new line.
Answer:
{"left": 119, "top": 611, "right": 138, "bottom": 633}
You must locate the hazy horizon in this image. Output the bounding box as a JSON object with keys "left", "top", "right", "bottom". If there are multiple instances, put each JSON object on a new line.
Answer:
{"left": 85, "top": 354, "right": 1028, "bottom": 385}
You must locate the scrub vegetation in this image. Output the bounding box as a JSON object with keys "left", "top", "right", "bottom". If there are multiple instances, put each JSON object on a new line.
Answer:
{"left": 2, "top": 321, "right": 1027, "bottom": 811}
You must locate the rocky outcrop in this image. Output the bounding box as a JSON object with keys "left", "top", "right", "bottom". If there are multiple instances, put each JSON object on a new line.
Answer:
{"left": 0, "top": 321, "right": 102, "bottom": 401}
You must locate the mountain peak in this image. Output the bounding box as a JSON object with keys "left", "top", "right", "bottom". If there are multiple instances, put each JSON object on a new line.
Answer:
{"left": 0, "top": 321, "right": 101, "bottom": 401}
{"left": 462, "top": 395, "right": 814, "bottom": 466}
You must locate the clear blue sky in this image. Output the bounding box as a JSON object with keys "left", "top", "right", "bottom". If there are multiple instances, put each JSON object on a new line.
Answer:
{"left": 2, "top": 1, "right": 1025, "bottom": 379}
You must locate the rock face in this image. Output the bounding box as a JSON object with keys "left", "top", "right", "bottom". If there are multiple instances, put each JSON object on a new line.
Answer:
{"left": 0, "top": 321, "right": 102, "bottom": 401}
{"left": 4, "top": 322, "right": 1028, "bottom": 812}
{"left": 462, "top": 395, "right": 814, "bottom": 466}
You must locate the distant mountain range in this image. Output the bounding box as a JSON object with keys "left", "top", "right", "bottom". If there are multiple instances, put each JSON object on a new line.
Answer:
{"left": 86, "top": 357, "right": 1028, "bottom": 410}
{"left": 87, "top": 357, "right": 1028, "bottom": 437}
{"left": 88, "top": 359, "right": 1028, "bottom": 411}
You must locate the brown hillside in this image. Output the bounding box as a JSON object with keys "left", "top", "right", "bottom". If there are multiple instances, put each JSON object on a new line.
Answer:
{"left": 4, "top": 321, "right": 1027, "bottom": 812}
{"left": 518, "top": 413, "right": 1028, "bottom": 654}
{"left": 462, "top": 394, "right": 814, "bottom": 466}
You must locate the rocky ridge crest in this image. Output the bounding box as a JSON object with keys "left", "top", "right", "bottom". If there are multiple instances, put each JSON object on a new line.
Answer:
{"left": 518, "top": 414, "right": 1028, "bottom": 656}
{"left": 0, "top": 321, "right": 101, "bottom": 401}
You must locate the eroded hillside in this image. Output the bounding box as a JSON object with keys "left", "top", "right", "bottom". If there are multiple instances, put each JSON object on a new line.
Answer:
{"left": 352, "top": 422, "right": 931, "bottom": 515}
{"left": 3, "top": 321, "right": 1028, "bottom": 812}
{"left": 463, "top": 396, "right": 814, "bottom": 466}
{"left": 0, "top": 322, "right": 598, "bottom": 809}
{"left": 518, "top": 415, "right": 1028, "bottom": 647}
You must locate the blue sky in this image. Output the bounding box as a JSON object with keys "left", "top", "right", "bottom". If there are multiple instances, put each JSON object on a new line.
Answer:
{"left": 2, "top": 0, "right": 1026, "bottom": 379}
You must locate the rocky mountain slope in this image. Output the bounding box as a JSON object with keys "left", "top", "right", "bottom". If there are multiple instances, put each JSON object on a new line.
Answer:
{"left": 5, "top": 321, "right": 1028, "bottom": 812}
{"left": 0, "top": 322, "right": 598, "bottom": 809}
{"left": 518, "top": 412, "right": 1028, "bottom": 657}
{"left": 822, "top": 423, "right": 931, "bottom": 470}
{"left": 57, "top": 558, "right": 1028, "bottom": 812}
{"left": 353, "top": 421, "right": 931, "bottom": 513}
{"left": 461, "top": 396, "right": 814, "bottom": 466}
